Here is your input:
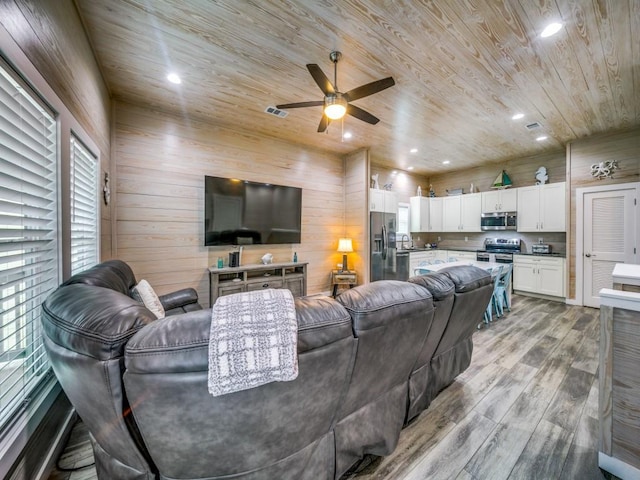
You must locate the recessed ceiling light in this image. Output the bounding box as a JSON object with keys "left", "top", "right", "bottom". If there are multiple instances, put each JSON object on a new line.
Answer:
{"left": 167, "top": 73, "right": 182, "bottom": 84}
{"left": 410, "top": 148, "right": 418, "bottom": 153}
{"left": 536, "top": 135, "right": 548, "bottom": 141}
{"left": 512, "top": 113, "right": 524, "bottom": 120}
{"left": 442, "top": 160, "right": 450, "bottom": 165}
{"left": 391, "top": 170, "right": 398, "bottom": 176}
{"left": 407, "top": 166, "right": 414, "bottom": 171}
{"left": 541, "top": 22, "right": 563, "bottom": 38}
{"left": 343, "top": 132, "right": 352, "bottom": 139}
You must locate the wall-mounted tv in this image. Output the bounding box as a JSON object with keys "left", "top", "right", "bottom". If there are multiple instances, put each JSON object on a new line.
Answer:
{"left": 204, "top": 175, "right": 302, "bottom": 246}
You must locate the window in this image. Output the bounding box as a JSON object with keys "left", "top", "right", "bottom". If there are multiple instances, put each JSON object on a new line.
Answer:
{"left": 397, "top": 202, "right": 410, "bottom": 239}
{"left": 0, "top": 60, "right": 58, "bottom": 428}
{"left": 70, "top": 135, "right": 98, "bottom": 275}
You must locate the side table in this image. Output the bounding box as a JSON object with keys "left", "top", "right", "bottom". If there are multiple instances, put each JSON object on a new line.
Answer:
{"left": 331, "top": 270, "right": 357, "bottom": 297}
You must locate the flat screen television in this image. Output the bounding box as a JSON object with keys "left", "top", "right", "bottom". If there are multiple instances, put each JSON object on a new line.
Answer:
{"left": 204, "top": 175, "right": 302, "bottom": 246}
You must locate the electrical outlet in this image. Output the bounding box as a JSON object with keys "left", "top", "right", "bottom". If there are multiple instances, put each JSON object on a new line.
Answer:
{"left": 417, "top": 237, "right": 420, "bottom": 241}
{"left": 538, "top": 237, "right": 543, "bottom": 243}
{"left": 465, "top": 236, "right": 468, "bottom": 242}
{"left": 437, "top": 236, "right": 441, "bottom": 242}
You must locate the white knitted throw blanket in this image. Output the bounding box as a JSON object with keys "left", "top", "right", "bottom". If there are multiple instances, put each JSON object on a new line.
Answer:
{"left": 208, "top": 288, "right": 298, "bottom": 397}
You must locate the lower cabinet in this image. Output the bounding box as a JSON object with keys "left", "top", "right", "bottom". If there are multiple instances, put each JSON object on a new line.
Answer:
{"left": 513, "top": 255, "right": 565, "bottom": 299}
{"left": 446, "top": 250, "right": 477, "bottom": 261}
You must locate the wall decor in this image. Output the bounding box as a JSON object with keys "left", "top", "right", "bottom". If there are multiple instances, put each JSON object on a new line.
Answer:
{"left": 535, "top": 166, "right": 548, "bottom": 185}
{"left": 590, "top": 160, "right": 618, "bottom": 180}
{"left": 103, "top": 172, "right": 111, "bottom": 205}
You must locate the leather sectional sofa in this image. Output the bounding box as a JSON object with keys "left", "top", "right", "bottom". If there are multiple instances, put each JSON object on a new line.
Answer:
{"left": 41, "top": 260, "right": 492, "bottom": 480}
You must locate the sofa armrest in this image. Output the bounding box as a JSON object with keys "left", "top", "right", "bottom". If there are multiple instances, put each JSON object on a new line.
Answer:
{"left": 159, "top": 288, "right": 200, "bottom": 311}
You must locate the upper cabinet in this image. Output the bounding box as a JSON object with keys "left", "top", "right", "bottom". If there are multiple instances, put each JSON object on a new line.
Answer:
{"left": 443, "top": 193, "right": 482, "bottom": 232}
{"left": 370, "top": 189, "right": 398, "bottom": 214}
{"left": 429, "top": 197, "right": 444, "bottom": 232}
{"left": 481, "top": 189, "right": 517, "bottom": 213}
{"left": 410, "top": 196, "right": 444, "bottom": 232}
{"left": 517, "top": 182, "right": 566, "bottom": 232}
{"left": 410, "top": 196, "right": 429, "bottom": 232}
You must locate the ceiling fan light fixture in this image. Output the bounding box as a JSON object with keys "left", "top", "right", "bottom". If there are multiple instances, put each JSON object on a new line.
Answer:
{"left": 324, "top": 94, "right": 347, "bottom": 120}
{"left": 540, "top": 22, "right": 563, "bottom": 38}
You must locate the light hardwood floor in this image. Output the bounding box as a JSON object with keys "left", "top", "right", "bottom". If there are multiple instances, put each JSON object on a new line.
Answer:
{"left": 49, "top": 295, "right": 618, "bottom": 480}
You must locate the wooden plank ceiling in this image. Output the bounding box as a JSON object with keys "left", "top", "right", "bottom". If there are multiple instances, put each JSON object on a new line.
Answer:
{"left": 74, "top": 0, "right": 639, "bottom": 175}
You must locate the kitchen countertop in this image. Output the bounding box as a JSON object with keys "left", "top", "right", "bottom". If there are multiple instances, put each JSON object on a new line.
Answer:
{"left": 514, "top": 252, "right": 566, "bottom": 258}
{"left": 397, "top": 247, "right": 479, "bottom": 253}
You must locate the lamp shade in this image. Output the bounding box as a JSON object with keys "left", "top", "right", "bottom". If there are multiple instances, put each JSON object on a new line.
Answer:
{"left": 337, "top": 238, "right": 353, "bottom": 253}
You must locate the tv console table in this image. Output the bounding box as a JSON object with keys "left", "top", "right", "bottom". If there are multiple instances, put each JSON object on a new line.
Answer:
{"left": 208, "top": 262, "right": 308, "bottom": 305}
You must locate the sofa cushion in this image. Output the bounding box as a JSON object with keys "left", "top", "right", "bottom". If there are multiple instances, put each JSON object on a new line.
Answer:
{"left": 408, "top": 272, "right": 455, "bottom": 299}
{"left": 42, "top": 284, "right": 156, "bottom": 360}
{"left": 437, "top": 265, "right": 491, "bottom": 293}
{"left": 132, "top": 279, "right": 165, "bottom": 319}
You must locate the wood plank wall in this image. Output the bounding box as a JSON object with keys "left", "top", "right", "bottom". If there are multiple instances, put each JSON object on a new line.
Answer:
{"left": 370, "top": 165, "right": 430, "bottom": 204}
{"left": 0, "top": 0, "right": 113, "bottom": 260}
{"left": 427, "top": 150, "right": 567, "bottom": 195}
{"left": 344, "top": 149, "right": 369, "bottom": 283}
{"left": 567, "top": 128, "right": 640, "bottom": 299}
{"left": 113, "top": 102, "right": 346, "bottom": 304}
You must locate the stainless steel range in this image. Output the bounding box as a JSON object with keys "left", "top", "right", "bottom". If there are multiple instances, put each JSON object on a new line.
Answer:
{"left": 476, "top": 238, "right": 521, "bottom": 263}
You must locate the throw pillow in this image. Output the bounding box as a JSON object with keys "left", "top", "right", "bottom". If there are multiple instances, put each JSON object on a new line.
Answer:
{"left": 132, "top": 279, "right": 165, "bottom": 319}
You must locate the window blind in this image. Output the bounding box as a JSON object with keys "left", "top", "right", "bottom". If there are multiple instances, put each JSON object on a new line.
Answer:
{"left": 0, "top": 60, "right": 58, "bottom": 429}
{"left": 70, "top": 135, "right": 98, "bottom": 275}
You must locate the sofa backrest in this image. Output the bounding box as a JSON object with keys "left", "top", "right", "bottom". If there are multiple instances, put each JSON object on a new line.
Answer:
{"left": 62, "top": 259, "right": 137, "bottom": 295}
{"left": 333, "top": 280, "right": 434, "bottom": 475}
{"left": 434, "top": 265, "right": 492, "bottom": 356}
{"left": 41, "top": 282, "right": 157, "bottom": 477}
{"left": 122, "top": 295, "right": 356, "bottom": 480}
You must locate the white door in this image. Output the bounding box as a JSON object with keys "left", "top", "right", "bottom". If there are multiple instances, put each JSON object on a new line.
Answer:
{"left": 583, "top": 188, "right": 636, "bottom": 307}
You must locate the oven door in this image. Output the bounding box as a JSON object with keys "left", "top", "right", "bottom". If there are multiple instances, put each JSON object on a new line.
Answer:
{"left": 481, "top": 212, "right": 507, "bottom": 231}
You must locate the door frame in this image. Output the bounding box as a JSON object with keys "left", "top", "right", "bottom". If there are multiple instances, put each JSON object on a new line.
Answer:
{"left": 575, "top": 181, "right": 639, "bottom": 306}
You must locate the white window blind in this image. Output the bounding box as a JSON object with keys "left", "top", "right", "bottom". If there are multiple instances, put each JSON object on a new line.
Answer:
{"left": 0, "top": 60, "right": 58, "bottom": 428}
{"left": 70, "top": 135, "right": 98, "bottom": 275}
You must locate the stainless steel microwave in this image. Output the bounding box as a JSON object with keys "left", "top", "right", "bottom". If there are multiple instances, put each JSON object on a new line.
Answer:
{"left": 481, "top": 211, "right": 517, "bottom": 231}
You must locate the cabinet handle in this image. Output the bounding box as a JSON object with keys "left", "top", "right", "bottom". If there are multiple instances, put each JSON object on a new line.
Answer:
{"left": 262, "top": 283, "right": 269, "bottom": 288}
{"left": 495, "top": 203, "right": 498, "bottom": 210}
{"left": 540, "top": 222, "right": 543, "bottom": 229}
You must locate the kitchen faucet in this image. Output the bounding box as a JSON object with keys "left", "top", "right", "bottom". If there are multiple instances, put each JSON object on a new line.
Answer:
{"left": 400, "top": 234, "right": 411, "bottom": 250}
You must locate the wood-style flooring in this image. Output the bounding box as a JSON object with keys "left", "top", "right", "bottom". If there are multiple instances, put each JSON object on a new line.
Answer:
{"left": 48, "top": 295, "right": 618, "bottom": 480}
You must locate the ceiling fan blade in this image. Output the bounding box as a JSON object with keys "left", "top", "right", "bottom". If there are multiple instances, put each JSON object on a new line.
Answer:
{"left": 344, "top": 77, "right": 395, "bottom": 102}
{"left": 317, "top": 114, "right": 330, "bottom": 132}
{"left": 347, "top": 104, "right": 380, "bottom": 125}
{"left": 276, "top": 101, "right": 324, "bottom": 109}
{"left": 307, "top": 64, "right": 335, "bottom": 95}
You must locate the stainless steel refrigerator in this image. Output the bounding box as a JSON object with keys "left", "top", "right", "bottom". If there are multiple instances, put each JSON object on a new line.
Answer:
{"left": 370, "top": 211, "right": 397, "bottom": 281}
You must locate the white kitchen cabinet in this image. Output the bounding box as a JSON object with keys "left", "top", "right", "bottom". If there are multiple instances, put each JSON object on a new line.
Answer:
{"left": 409, "top": 249, "right": 448, "bottom": 276}
{"left": 370, "top": 189, "right": 398, "bottom": 214}
{"left": 410, "top": 196, "right": 429, "bottom": 232}
{"left": 517, "top": 182, "right": 566, "bottom": 232}
{"left": 429, "top": 197, "right": 443, "bottom": 232}
{"left": 410, "top": 196, "right": 444, "bottom": 232}
{"left": 481, "top": 188, "right": 517, "bottom": 213}
{"left": 443, "top": 193, "right": 482, "bottom": 232}
{"left": 513, "top": 255, "right": 565, "bottom": 298}
{"left": 446, "top": 250, "right": 477, "bottom": 261}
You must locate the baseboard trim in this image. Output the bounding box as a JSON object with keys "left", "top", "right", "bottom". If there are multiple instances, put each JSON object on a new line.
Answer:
{"left": 35, "top": 408, "right": 77, "bottom": 480}
{"left": 599, "top": 452, "right": 640, "bottom": 480}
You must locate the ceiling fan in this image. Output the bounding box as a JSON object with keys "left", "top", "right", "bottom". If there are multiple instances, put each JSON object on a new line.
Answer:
{"left": 276, "top": 51, "right": 395, "bottom": 133}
